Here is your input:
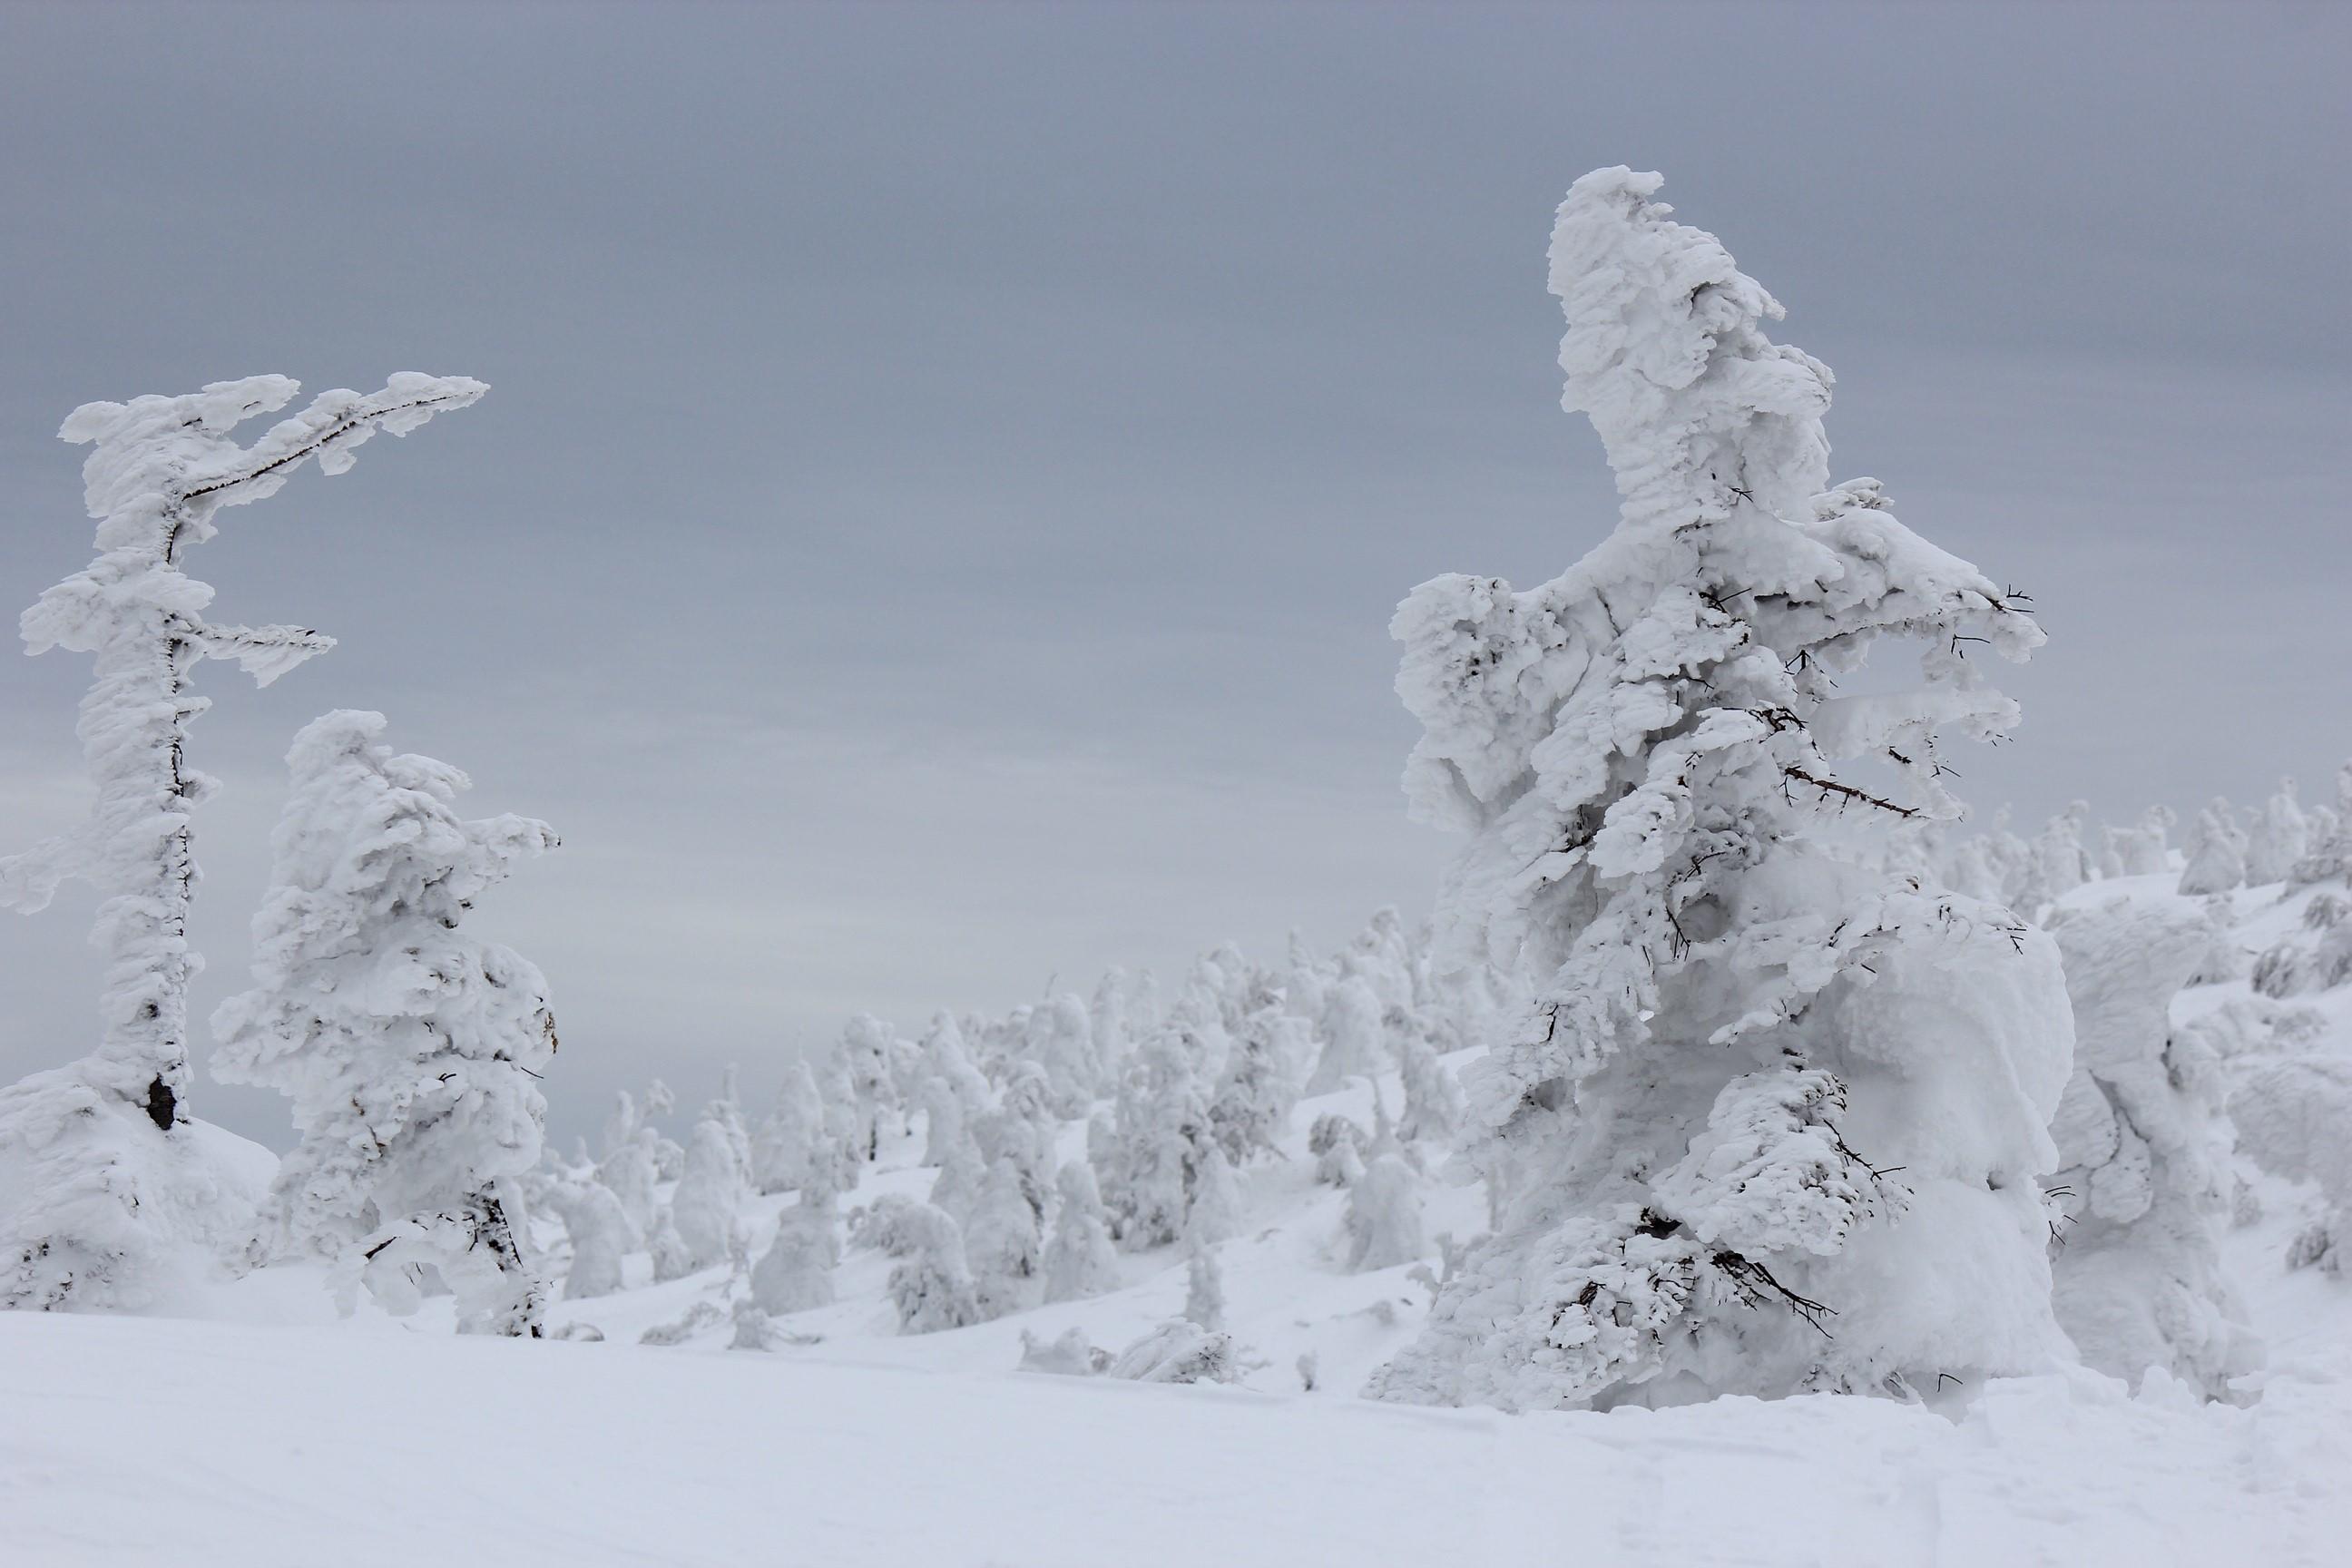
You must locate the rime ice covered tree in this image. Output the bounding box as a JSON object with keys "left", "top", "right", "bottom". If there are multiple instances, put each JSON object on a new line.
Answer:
{"left": 1370, "top": 171, "right": 2074, "bottom": 1410}
{"left": 2043, "top": 899, "right": 2258, "bottom": 1395}
{"left": 0, "top": 374, "right": 483, "bottom": 1309}
{"left": 211, "top": 710, "right": 556, "bottom": 1334}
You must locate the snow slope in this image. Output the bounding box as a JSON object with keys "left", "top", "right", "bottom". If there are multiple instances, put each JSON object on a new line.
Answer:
{"left": 5, "top": 1305, "right": 2347, "bottom": 1568}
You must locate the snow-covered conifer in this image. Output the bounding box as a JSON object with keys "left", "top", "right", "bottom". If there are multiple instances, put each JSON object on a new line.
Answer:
{"left": 2032, "top": 804, "right": 2094, "bottom": 906}
{"left": 210, "top": 711, "right": 555, "bottom": 1333}
{"left": 670, "top": 1118, "right": 745, "bottom": 1271}
{"left": 917, "top": 1011, "right": 992, "bottom": 1167}
{"left": 975, "top": 1061, "right": 1058, "bottom": 1220}
{"left": 839, "top": 1014, "right": 903, "bottom": 1161}
{"left": 648, "top": 1210, "right": 695, "bottom": 1284}
{"left": 1305, "top": 971, "right": 1387, "bottom": 1096}
{"left": 1308, "top": 1113, "right": 1368, "bottom": 1187}
{"left": 1043, "top": 1161, "right": 1122, "bottom": 1302}
{"left": 964, "top": 1160, "right": 1044, "bottom": 1319}
{"left": 1188, "top": 1142, "right": 1245, "bottom": 1245}
{"left": 750, "top": 1057, "right": 825, "bottom": 1196}
{"left": 853, "top": 1195, "right": 981, "bottom": 1333}
{"left": 553, "top": 1181, "right": 632, "bottom": 1300}
{"left": 601, "top": 1091, "right": 641, "bottom": 1161}
{"left": 595, "top": 1135, "right": 657, "bottom": 1245}
{"left": 0, "top": 375, "right": 484, "bottom": 1310}
{"left": 1208, "top": 982, "right": 1305, "bottom": 1165}
{"left": 2044, "top": 900, "right": 2259, "bottom": 1395}
{"left": 1104, "top": 1021, "right": 1215, "bottom": 1250}
{"left": 808, "top": 1035, "right": 861, "bottom": 1181}
{"left": 1393, "top": 1022, "right": 1465, "bottom": 1147}
{"left": 926, "top": 1121, "right": 988, "bottom": 1228}
{"left": 2290, "top": 765, "right": 2352, "bottom": 885}
{"left": 2245, "top": 779, "right": 2309, "bottom": 887}
{"left": 1370, "top": 171, "right": 2073, "bottom": 1410}
{"left": 2232, "top": 1056, "right": 2352, "bottom": 1276}
{"left": 1026, "top": 992, "right": 1100, "bottom": 1116}
{"left": 704, "top": 1067, "right": 752, "bottom": 1181}
{"left": 1346, "top": 1153, "right": 1427, "bottom": 1272}
{"left": 750, "top": 1170, "right": 839, "bottom": 1316}
{"left": 2179, "top": 800, "right": 2248, "bottom": 896}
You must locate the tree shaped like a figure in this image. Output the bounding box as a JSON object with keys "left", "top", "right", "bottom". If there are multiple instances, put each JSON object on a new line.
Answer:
{"left": 0, "top": 374, "right": 484, "bottom": 1310}
{"left": 1369, "top": 172, "right": 2075, "bottom": 1410}
{"left": 213, "top": 710, "right": 557, "bottom": 1336}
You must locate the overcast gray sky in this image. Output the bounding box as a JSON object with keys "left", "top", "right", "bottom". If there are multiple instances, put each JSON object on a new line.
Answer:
{"left": 2, "top": 2, "right": 2346, "bottom": 1146}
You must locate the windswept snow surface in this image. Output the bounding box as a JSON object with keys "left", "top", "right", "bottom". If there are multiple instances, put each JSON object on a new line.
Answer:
{"left": 2, "top": 1303, "right": 2346, "bottom": 1567}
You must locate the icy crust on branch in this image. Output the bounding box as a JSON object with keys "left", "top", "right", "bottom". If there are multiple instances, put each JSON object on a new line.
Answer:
{"left": 211, "top": 711, "right": 555, "bottom": 1332}
{"left": 0, "top": 375, "right": 482, "bottom": 1313}
{"left": 2043, "top": 898, "right": 2258, "bottom": 1396}
{"left": 1374, "top": 172, "right": 2068, "bottom": 1410}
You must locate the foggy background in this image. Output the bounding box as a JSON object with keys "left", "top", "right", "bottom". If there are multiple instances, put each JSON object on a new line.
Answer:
{"left": 2, "top": 2, "right": 2345, "bottom": 1146}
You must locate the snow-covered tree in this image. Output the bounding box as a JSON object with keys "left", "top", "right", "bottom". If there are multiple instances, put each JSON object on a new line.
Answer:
{"left": 1369, "top": 170, "right": 2073, "bottom": 1410}
{"left": 964, "top": 1159, "right": 1044, "bottom": 1319}
{"left": 838, "top": 1014, "right": 903, "bottom": 1161}
{"left": 648, "top": 1210, "right": 694, "bottom": 1284}
{"left": 751, "top": 1057, "right": 825, "bottom": 1196}
{"left": 2032, "top": 804, "right": 2094, "bottom": 906}
{"left": 974, "top": 1061, "right": 1058, "bottom": 1222}
{"left": 1305, "top": 970, "right": 1386, "bottom": 1095}
{"left": 1207, "top": 981, "right": 1305, "bottom": 1165}
{"left": 670, "top": 1117, "right": 744, "bottom": 1271}
{"left": 211, "top": 710, "right": 555, "bottom": 1334}
{"left": 601, "top": 1091, "right": 642, "bottom": 1161}
{"left": 0, "top": 374, "right": 484, "bottom": 1310}
{"left": 595, "top": 1133, "right": 658, "bottom": 1245}
{"left": 2291, "top": 765, "right": 2352, "bottom": 885}
{"left": 1043, "top": 1161, "right": 1122, "bottom": 1303}
{"left": 1103, "top": 1021, "right": 1216, "bottom": 1250}
{"left": 1025, "top": 992, "right": 1100, "bottom": 1116}
{"left": 1188, "top": 1142, "right": 1245, "bottom": 1245}
{"left": 750, "top": 1168, "right": 839, "bottom": 1316}
{"left": 1346, "top": 1153, "right": 1427, "bottom": 1272}
{"left": 1391, "top": 1013, "right": 1465, "bottom": 1147}
{"left": 2043, "top": 899, "right": 2259, "bottom": 1395}
{"left": 916, "top": 1010, "right": 992, "bottom": 1168}
{"left": 2245, "top": 779, "right": 2309, "bottom": 887}
{"left": 853, "top": 1195, "right": 980, "bottom": 1334}
{"left": 2179, "top": 800, "right": 2247, "bottom": 897}
{"left": 551, "top": 1181, "right": 632, "bottom": 1300}
{"left": 2232, "top": 1056, "right": 2352, "bottom": 1277}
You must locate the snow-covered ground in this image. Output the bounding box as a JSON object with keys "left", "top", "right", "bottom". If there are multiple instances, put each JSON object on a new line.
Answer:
{"left": 5, "top": 1251, "right": 2347, "bottom": 1568}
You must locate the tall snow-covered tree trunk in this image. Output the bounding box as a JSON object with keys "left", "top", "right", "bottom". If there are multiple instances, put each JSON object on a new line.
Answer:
{"left": 0, "top": 375, "right": 483, "bottom": 1310}
{"left": 1368, "top": 171, "right": 2073, "bottom": 1411}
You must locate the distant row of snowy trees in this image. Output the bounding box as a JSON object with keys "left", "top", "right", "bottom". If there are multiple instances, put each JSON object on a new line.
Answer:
{"left": 1906, "top": 769, "right": 2352, "bottom": 914}
{"left": 532, "top": 908, "right": 1507, "bottom": 1352}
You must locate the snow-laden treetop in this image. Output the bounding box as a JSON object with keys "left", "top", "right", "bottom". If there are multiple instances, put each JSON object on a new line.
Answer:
{"left": 1396, "top": 166, "right": 2043, "bottom": 966}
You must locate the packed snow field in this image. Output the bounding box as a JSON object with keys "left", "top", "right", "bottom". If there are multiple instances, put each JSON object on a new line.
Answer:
{"left": 7, "top": 170, "right": 2352, "bottom": 1564}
